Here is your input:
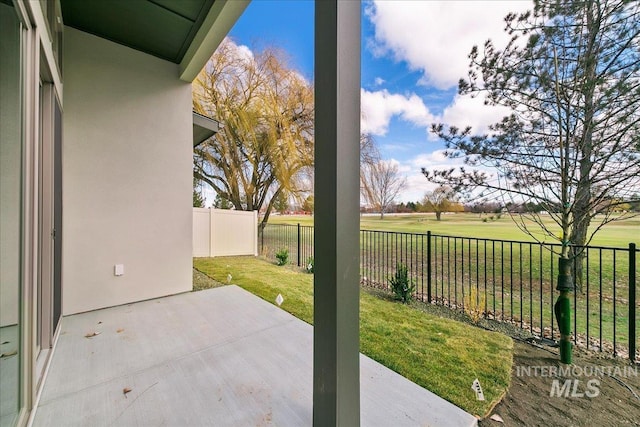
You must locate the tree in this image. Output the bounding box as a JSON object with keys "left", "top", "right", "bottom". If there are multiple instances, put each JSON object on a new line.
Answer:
{"left": 465, "top": 201, "right": 502, "bottom": 214}
{"left": 425, "top": 0, "right": 640, "bottom": 363}
{"left": 273, "top": 191, "right": 289, "bottom": 214}
{"left": 193, "top": 178, "right": 206, "bottom": 208}
{"left": 213, "top": 194, "right": 232, "bottom": 210}
{"left": 423, "top": 186, "right": 457, "bottom": 221}
{"left": 359, "top": 133, "right": 407, "bottom": 219}
{"left": 360, "top": 134, "right": 380, "bottom": 170}
{"left": 361, "top": 160, "right": 407, "bottom": 219}
{"left": 193, "top": 39, "right": 314, "bottom": 228}
{"left": 302, "top": 195, "right": 314, "bottom": 213}
{"left": 426, "top": 0, "right": 640, "bottom": 279}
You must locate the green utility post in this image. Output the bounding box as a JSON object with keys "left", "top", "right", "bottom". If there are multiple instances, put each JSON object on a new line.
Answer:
{"left": 554, "top": 257, "right": 573, "bottom": 364}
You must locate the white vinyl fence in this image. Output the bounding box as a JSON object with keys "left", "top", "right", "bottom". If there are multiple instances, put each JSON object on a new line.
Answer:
{"left": 193, "top": 208, "right": 258, "bottom": 257}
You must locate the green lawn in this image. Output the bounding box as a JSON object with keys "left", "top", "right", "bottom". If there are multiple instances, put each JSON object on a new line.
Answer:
{"left": 194, "top": 256, "right": 513, "bottom": 418}
{"left": 263, "top": 213, "right": 638, "bottom": 352}
{"left": 267, "top": 212, "right": 639, "bottom": 247}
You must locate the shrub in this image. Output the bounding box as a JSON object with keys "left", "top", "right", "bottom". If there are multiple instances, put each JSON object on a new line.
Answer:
{"left": 275, "top": 248, "right": 289, "bottom": 266}
{"left": 389, "top": 263, "right": 415, "bottom": 303}
{"left": 305, "top": 257, "right": 314, "bottom": 273}
{"left": 464, "top": 286, "right": 486, "bottom": 323}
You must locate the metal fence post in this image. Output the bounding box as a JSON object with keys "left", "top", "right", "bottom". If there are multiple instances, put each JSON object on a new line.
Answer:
{"left": 297, "top": 223, "right": 301, "bottom": 267}
{"left": 629, "top": 243, "right": 637, "bottom": 361}
{"left": 260, "top": 225, "right": 264, "bottom": 255}
{"left": 427, "top": 231, "right": 432, "bottom": 303}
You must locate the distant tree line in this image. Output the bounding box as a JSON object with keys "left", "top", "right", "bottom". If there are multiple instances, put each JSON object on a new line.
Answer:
{"left": 362, "top": 194, "right": 640, "bottom": 217}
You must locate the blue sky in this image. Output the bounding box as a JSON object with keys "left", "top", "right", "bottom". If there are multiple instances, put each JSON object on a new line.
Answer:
{"left": 227, "top": 0, "right": 532, "bottom": 202}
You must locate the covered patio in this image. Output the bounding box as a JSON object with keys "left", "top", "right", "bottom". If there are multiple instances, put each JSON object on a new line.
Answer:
{"left": 32, "top": 286, "right": 476, "bottom": 426}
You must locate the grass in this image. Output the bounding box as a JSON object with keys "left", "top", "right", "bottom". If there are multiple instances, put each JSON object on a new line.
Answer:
{"left": 194, "top": 256, "right": 513, "bottom": 417}
{"left": 267, "top": 212, "right": 639, "bottom": 247}
{"left": 263, "top": 213, "right": 638, "bottom": 352}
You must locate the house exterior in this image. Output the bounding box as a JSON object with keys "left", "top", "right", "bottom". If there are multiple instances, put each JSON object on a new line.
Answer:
{"left": 0, "top": 0, "right": 361, "bottom": 425}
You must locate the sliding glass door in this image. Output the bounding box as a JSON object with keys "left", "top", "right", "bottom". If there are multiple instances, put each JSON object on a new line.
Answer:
{"left": 0, "top": 2, "right": 24, "bottom": 425}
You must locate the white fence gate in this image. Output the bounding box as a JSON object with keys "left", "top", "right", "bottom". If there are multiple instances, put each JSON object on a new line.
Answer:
{"left": 193, "top": 208, "right": 258, "bottom": 257}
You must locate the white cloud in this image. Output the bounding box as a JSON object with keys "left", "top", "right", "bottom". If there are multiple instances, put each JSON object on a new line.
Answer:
{"left": 374, "top": 77, "right": 386, "bottom": 86}
{"left": 362, "top": 88, "right": 510, "bottom": 140}
{"left": 366, "top": 1, "right": 531, "bottom": 90}
{"left": 361, "top": 88, "right": 435, "bottom": 136}
{"left": 401, "top": 172, "right": 437, "bottom": 203}
{"left": 409, "top": 150, "right": 452, "bottom": 168}
{"left": 218, "top": 37, "right": 254, "bottom": 64}
{"left": 438, "top": 93, "right": 512, "bottom": 136}
{"left": 389, "top": 150, "right": 468, "bottom": 202}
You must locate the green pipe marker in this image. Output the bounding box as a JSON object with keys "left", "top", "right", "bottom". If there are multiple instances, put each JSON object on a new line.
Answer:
{"left": 555, "top": 257, "right": 573, "bottom": 364}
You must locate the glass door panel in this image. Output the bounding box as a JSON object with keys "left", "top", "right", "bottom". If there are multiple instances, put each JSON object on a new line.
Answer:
{"left": 0, "top": 2, "right": 24, "bottom": 426}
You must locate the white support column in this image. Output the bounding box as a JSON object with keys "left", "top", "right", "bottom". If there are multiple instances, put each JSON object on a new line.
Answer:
{"left": 313, "top": 0, "right": 361, "bottom": 425}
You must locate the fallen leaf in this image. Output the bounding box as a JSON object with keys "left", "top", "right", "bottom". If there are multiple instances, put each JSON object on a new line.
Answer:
{"left": 0, "top": 350, "right": 18, "bottom": 358}
{"left": 84, "top": 331, "right": 101, "bottom": 338}
{"left": 490, "top": 414, "right": 504, "bottom": 423}
{"left": 116, "top": 328, "right": 124, "bottom": 333}
{"left": 123, "top": 387, "right": 132, "bottom": 397}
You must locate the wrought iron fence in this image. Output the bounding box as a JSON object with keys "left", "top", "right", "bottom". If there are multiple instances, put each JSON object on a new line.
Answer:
{"left": 259, "top": 223, "right": 638, "bottom": 361}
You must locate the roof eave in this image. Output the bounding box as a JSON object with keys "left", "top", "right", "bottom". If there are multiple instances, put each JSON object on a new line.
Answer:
{"left": 193, "top": 112, "right": 222, "bottom": 147}
{"left": 179, "top": 0, "right": 250, "bottom": 83}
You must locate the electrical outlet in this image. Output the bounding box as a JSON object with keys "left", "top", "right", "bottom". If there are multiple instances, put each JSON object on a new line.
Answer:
{"left": 114, "top": 264, "right": 124, "bottom": 276}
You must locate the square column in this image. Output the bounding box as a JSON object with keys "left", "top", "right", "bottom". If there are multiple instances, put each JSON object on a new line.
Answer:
{"left": 313, "top": 0, "right": 361, "bottom": 425}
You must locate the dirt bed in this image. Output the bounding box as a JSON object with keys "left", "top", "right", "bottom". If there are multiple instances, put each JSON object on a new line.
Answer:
{"left": 480, "top": 341, "right": 640, "bottom": 426}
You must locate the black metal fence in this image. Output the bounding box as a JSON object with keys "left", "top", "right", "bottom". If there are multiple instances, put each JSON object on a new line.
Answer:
{"left": 259, "top": 223, "right": 639, "bottom": 361}
{"left": 259, "top": 223, "right": 314, "bottom": 267}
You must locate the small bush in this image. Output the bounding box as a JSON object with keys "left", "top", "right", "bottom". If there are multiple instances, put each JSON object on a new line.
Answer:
{"left": 464, "top": 286, "right": 486, "bottom": 323}
{"left": 305, "top": 257, "right": 314, "bottom": 273}
{"left": 275, "top": 248, "right": 289, "bottom": 266}
{"left": 389, "top": 263, "right": 415, "bottom": 303}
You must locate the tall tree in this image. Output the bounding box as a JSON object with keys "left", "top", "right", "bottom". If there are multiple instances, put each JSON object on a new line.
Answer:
{"left": 426, "top": 0, "right": 640, "bottom": 277}
{"left": 193, "top": 39, "right": 314, "bottom": 228}
{"left": 302, "top": 195, "right": 314, "bottom": 213}
{"left": 213, "top": 193, "right": 232, "bottom": 210}
{"left": 361, "top": 159, "right": 407, "bottom": 219}
{"left": 422, "top": 186, "right": 457, "bottom": 221}
{"left": 425, "top": 0, "right": 640, "bottom": 363}
{"left": 193, "top": 178, "right": 205, "bottom": 208}
{"left": 273, "top": 190, "right": 289, "bottom": 214}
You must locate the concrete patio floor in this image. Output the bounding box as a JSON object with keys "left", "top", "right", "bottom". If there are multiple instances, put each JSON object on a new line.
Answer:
{"left": 32, "top": 285, "right": 477, "bottom": 426}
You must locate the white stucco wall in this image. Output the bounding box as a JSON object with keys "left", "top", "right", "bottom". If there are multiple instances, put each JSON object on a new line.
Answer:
{"left": 62, "top": 27, "right": 193, "bottom": 315}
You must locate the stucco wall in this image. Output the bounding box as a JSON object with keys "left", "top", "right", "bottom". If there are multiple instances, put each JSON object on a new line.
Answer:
{"left": 62, "top": 27, "right": 193, "bottom": 315}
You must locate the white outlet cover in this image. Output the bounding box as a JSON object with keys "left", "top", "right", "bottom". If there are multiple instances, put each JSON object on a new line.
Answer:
{"left": 114, "top": 264, "right": 124, "bottom": 276}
